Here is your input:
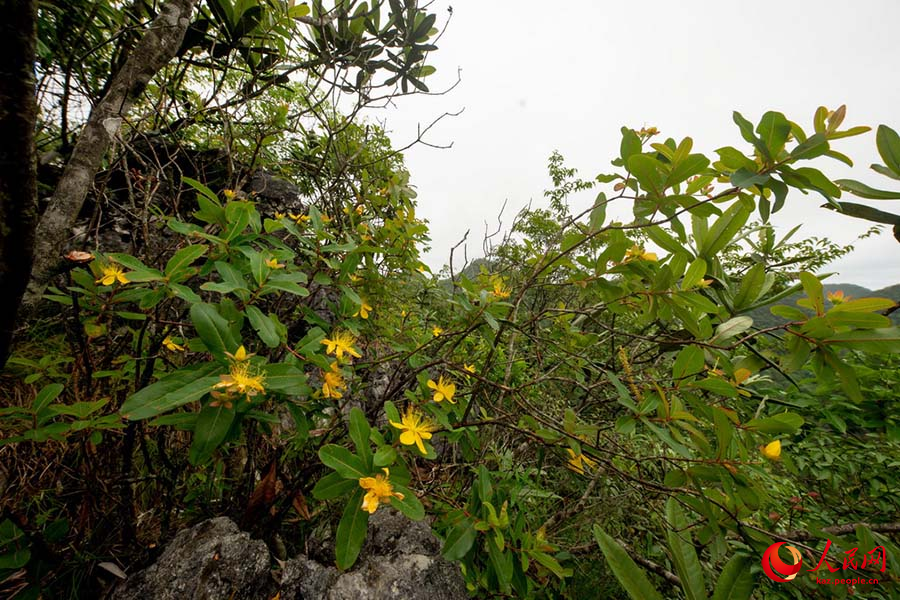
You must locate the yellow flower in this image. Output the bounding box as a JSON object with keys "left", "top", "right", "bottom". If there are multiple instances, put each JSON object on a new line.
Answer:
{"left": 321, "top": 331, "right": 362, "bottom": 361}
{"left": 389, "top": 406, "right": 436, "bottom": 455}
{"left": 354, "top": 300, "right": 372, "bottom": 319}
{"left": 463, "top": 363, "right": 475, "bottom": 374}
{"left": 162, "top": 336, "right": 185, "bottom": 352}
{"left": 322, "top": 362, "right": 346, "bottom": 399}
{"left": 223, "top": 189, "right": 236, "bottom": 199}
{"left": 225, "top": 345, "right": 253, "bottom": 362}
{"left": 762, "top": 440, "right": 782, "bottom": 460}
{"left": 212, "top": 360, "right": 266, "bottom": 401}
{"left": 432, "top": 326, "right": 443, "bottom": 337}
{"left": 401, "top": 310, "right": 408, "bottom": 318}
{"left": 274, "top": 211, "right": 286, "bottom": 220}
{"left": 427, "top": 375, "right": 456, "bottom": 403}
{"left": 321, "top": 213, "right": 332, "bottom": 224}
{"left": 359, "top": 468, "right": 404, "bottom": 514}
{"left": 697, "top": 278, "right": 714, "bottom": 288}
{"left": 96, "top": 263, "right": 129, "bottom": 286}
{"left": 491, "top": 279, "right": 511, "bottom": 299}
{"left": 266, "top": 257, "right": 285, "bottom": 269}
{"left": 289, "top": 212, "right": 310, "bottom": 224}
{"left": 624, "top": 244, "right": 658, "bottom": 262}
{"left": 566, "top": 448, "right": 598, "bottom": 474}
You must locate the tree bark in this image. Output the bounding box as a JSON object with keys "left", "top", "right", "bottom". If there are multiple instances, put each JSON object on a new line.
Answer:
{"left": 23, "top": 0, "right": 198, "bottom": 310}
{"left": 0, "top": 0, "right": 39, "bottom": 369}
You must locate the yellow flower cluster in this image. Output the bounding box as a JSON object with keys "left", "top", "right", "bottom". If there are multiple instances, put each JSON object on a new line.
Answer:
{"left": 359, "top": 468, "right": 404, "bottom": 514}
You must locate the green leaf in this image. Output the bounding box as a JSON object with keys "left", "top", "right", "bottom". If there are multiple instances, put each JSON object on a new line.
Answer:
{"left": 349, "top": 407, "right": 373, "bottom": 468}
{"left": 121, "top": 363, "right": 221, "bottom": 420}
{"left": 264, "top": 278, "right": 310, "bottom": 296}
{"left": 182, "top": 176, "right": 221, "bottom": 207}
{"left": 442, "top": 520, "right": 476, "bottom": 560}
{"left": 33, "top": 383, "right": 64, "bottom": 414}
{"left": 825, "top": 312, "right": 891, "bottom": 329}
{"left": 756, "top": 111, "right": 791, "bottom": 158}
{"left": 189, "top": 404, "right": 235, "bottom": 465}
{"left": 698, "top": 201, "right": 751, "bottom": 258}
{"left": 830, "top": 297, "right": 896, "bottom": 313}
{"left": 667, "top": 154, "right": 710, "bottom": 188}
{"left": 261, "top": 363, "right": 307, "bottom": 393}
{"left": 190, "top": 303, "right": 239, "bottom": 362}
{"left": 835, "top": 179, "right": 900, "bottom": 200}
{"left": 673, "top": 345, "right": 704, "bottom": 381}
{"left": 589, "top": 193, "right": 607, "bottom": 232}
{"left": 620, "top": 127, "right": 642, "bottom": 163}
{"left": 733, "top": 264, "right": 766, "bottom": 310}
{"left": 245, "top": 305, "right": 280, "bottom": 348}
{"left": 711, "top": 316, "right": 753, "bottom": 344}
{"left": 665, "top": 499, "right": 706, "bottom": 600}
{"left": 647, "top": 226, "right": 685, "bottom": 256}
{"left": 745, "top": 413, "right": 805, "bottom": 435}
{"left": 876, "top": 125, "right": 900, "bottom": 176}
{"left": 593, "top": 525, "right": 664, "bottom": 600}
{"left": 733, "top": 111, "right": 769, "bottom": 160}
{"left": 790, "top": 132, "right": 829, "bottom": 161}
{"left": 771, "top": 305, "right": 807, "bottom": 321}
{"left": 373, "top": 446, "right": 397, "bottom": 467}
{"left": 390, "top": 484, "right": 425, "bottom": 520}
{"left": 799, "top": 272, "right": 825, "bottom": 315}
{"left": 319, "top": 444, "right": 368, "bottom": 479}
{"left": 711, "top": 555, "right": 754, "bottom": 600}
{"left": 822, "top": 327, "right": 900, "bottom": 353}
{"left": 681, "top": 258, "right": 707, "bottom": 290}
{"left": 335, "top": 488, "right": 369, "bottom": 570}
{"left": 628, "top": 154, "right": 666, "bottom": 197}
{"left": 312, "top": 472, "right": 358, "bottom": 500}
{"left": 730, "top": 169, "right": 769, "bottom": 189}
{"left": 164, "top": 245, "right": 207, "bottom": 280}
{"left": 223, "top": 201, "right": 251, "bottom": 241}
{"left": 529, "top": 550, "right": 573, "bottom": 579}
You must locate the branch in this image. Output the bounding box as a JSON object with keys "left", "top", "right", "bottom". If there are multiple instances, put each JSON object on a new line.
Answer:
{"left": 23, "top": 0, "right": 199, "bottom": 310}
{"left": 782, "top": 522, "right": 900, "bottom": 541}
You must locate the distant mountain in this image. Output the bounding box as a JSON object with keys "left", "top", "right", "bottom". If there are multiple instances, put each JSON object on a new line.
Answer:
{"left": 747, "top": 283, "right": 900, "bottom": 329}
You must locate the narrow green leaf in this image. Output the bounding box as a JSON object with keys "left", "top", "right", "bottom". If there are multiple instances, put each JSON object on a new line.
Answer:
{"left": 190, "top": 303, "right": 239, "bottom": 362}
{"left": 593, "top": 525, "right": 664, "bottom": 600}
{"left": 876, "top": 125, "right": 900, "bottom": 175}
{"left": 442, "top": 520, "right": 476, "bottom": 560}
{"left": 349, "top": 407, "right": 373, "bottom": 468}
{"left": 164, "top": 245, "right": 207, "bottom": 279}
{"left": 665, "top": 499, "right": 706, "bottom": 600}
{"left": 711, "top": 555, "right": 754, "bottom": 600}
{"left": 335, "top": 489, "right": 369, "bottom": 570}
{"left": 189, "top": 403, "right": 235, "bottom": 464}
{"left": 245, "top": 305, "right": 280, "bottom": 348}
{"left": 121, "top": 363, "right": 221, "bottom": 420}
{"left": 390, "top": 484, "right": 425, "bottom": 520}
{"left": 319, "top": 444, "right": 368, "bottom": 479}
{"left": 312, "top": 472, "right": 358, "bottom": 500}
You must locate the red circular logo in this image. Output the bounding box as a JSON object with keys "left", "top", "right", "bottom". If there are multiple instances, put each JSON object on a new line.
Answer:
{"left": 761, "top": 542, "right": 803, "bottom": 582}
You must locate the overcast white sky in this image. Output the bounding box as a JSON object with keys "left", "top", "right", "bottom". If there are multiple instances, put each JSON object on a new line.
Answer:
{"left": 372, "top": 0, "right": 900, "bottom": 289}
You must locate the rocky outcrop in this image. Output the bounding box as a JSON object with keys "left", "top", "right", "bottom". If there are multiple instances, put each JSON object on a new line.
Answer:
{"left": 113, "top": 509, "right": 468, "bottom": 600}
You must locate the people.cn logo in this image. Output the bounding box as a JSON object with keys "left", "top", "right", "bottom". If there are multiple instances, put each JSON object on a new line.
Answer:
{"left": 762, "top": 542, "right": 803, "bottom": 582}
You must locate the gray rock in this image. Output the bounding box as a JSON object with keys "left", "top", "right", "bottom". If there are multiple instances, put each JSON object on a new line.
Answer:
{"left": 113, "top": 517, "right": 274, "bottom": 600}
{"left": 115, "top": 510, "right": 468, "bottom": 600}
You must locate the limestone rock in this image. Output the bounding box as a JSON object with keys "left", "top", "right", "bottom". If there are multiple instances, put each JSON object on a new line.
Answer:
{"left": 114, "top": 510, "right": 468, "bottom": 600}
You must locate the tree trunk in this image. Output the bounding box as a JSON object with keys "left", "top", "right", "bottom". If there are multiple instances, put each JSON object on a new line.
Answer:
{"left": 0, "top": 0, "right": 39, "bottom": 369}
{"left": 22, "top": 0, "right": 198, "bottom": 311}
